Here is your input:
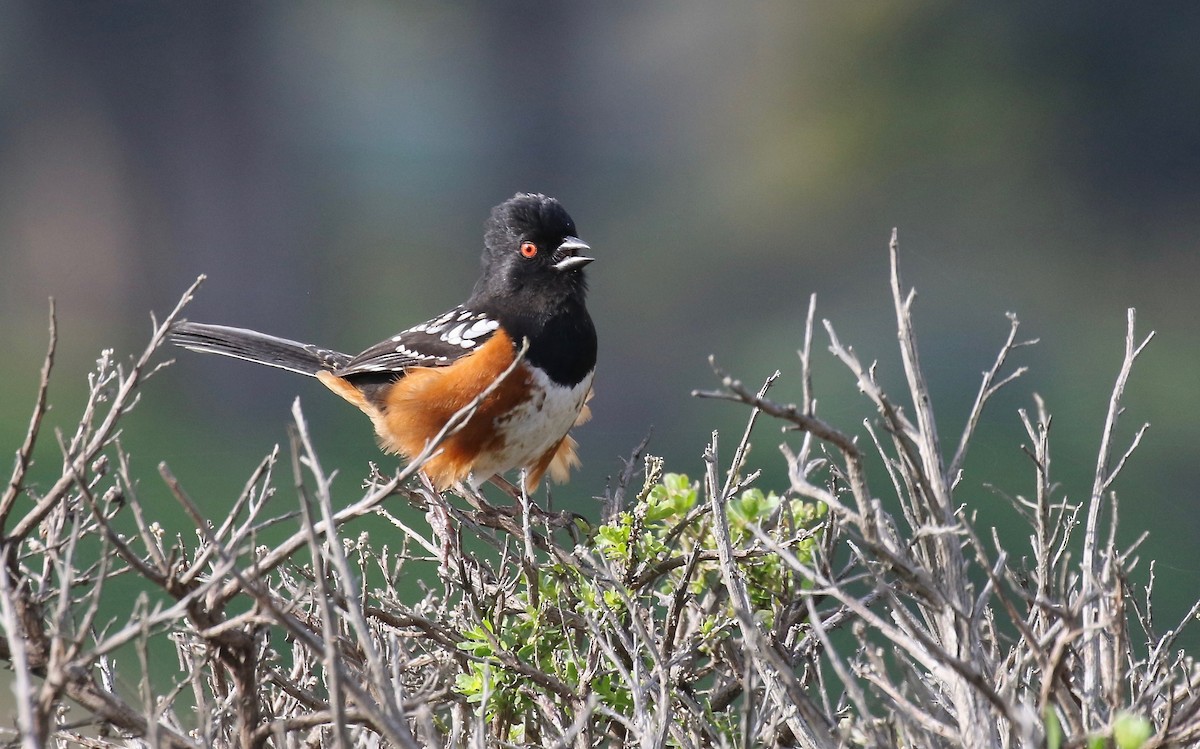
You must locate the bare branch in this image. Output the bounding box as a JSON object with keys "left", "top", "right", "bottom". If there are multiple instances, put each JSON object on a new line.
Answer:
{"left": 948, "top": 312, "right": 1036, "bottom": 482}
{"left": 0, "top": 299, "right": 57, "bottom": 529}
{"left": 10, "top": 276, "right": 206, "bottom": 541}
{"left": 704, "top": 432, "right": 836, "bottom": 749}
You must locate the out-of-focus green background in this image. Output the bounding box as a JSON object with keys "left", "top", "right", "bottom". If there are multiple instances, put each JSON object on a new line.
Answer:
{"left": 2, "top": 0, "right": 1198, "bottom": 682}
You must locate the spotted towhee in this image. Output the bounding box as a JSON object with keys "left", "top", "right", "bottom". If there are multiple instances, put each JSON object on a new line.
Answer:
{"left": 170, "top": 193, "right": 596, "bottom": 492}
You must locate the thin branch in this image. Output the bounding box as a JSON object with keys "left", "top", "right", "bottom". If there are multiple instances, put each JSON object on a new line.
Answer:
{"left": 694, "top": 359, "right": 861, "bottom": 460}
{"left": 0, "top": 299, "right": 57, "bottom": 530}
{"left": 10, "top": 276, "right": 206, "bottom": 541}
{"left": 704, "top": 432, "right": 836, "bottom": 749}
{"left": 0, "top": 561, "right": 42, "bottom": 749}
{"left": 291, "top": 399, "right": 420, "bottom": 747}
{"left": 888, "top": 232, "right": 950, "bottom": 516}
{"left": 948, "top": 312, "right": 1036, "bottom": 482}
{"left": 1080, "top": 308, "right": 1154, "bottom": 724}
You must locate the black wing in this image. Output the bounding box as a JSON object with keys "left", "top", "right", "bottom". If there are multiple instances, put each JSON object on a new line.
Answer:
{"left": 334, "top": 306, "right": 502, "bottom": 377}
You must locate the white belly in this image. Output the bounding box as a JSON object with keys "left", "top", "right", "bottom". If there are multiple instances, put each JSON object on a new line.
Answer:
{"left": 467, "top": 368, "right": 593, "bottom": 488}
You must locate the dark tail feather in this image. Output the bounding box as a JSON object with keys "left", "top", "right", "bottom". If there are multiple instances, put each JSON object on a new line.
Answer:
{"left": 169, "top": 321, "right": 352, "bottom": 376}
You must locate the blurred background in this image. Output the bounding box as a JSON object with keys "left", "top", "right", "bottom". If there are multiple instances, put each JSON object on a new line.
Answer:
{"left": 2, "top": 0, "right": 1198, "bottom": 677}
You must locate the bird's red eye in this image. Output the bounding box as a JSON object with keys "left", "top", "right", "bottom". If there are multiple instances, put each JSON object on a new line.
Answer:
{"left": 519, "top": 241, "right": 538, "bottom": 258}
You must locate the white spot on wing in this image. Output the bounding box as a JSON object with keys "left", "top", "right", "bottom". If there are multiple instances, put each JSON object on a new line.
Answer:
{"left": 463, "top": 318, "right": 499, "bottom": 340}
{"left": 443, "top": 322, "right": 468, "bottom": 345}
{"left": 423, "top": 309, "right": 457, "bottom": 334}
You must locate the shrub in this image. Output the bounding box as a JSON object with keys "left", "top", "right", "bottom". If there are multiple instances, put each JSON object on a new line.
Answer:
{"left": 2, "top": 238, "right": 1196, "bottom": 748}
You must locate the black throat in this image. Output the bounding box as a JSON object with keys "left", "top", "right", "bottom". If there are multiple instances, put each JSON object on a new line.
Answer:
{"left": 492, "top": 298, "right": 596, "bottom": 387}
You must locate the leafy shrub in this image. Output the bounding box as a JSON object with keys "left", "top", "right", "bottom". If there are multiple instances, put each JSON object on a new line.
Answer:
{"left": 2, "top": 242, "right": 1195, "bottom": 748}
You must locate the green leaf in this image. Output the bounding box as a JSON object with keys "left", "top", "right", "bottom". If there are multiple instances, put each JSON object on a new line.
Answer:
{"left": 645, "top": 473, "right": 698, "bottom": 522}
{"left": 1113, "top": 711, "right": 1153, "bottom": 749}
{"left": 1043, "top": 707, "right": 1063, "bottom": 749}
{"left": 454, "top": 671, "right": 484, "bottom": 701}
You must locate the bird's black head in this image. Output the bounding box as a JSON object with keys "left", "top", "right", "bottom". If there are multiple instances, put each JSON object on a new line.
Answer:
{"left": 470, "top": 193, "right": 593, "bottom": 317}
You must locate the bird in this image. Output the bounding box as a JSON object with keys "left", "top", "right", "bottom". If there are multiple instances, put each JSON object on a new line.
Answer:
{"left": 169, "top": 193, "right": 596, "bottom": 493}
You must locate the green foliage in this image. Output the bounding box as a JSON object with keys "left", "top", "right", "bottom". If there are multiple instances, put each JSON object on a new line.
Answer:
{"left": 1044, "top": 707, "right": 1063, "bottom": 749}
{"left": 450, "top": 470, "right": 826, "bottom": 742}
{"left": 1112, "top": 711, "right": 1154, "bottom": 749}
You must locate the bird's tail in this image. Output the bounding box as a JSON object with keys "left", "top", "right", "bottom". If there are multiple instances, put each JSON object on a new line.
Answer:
{"left": 169, "top": 321, "right": 353, "bottom": 376}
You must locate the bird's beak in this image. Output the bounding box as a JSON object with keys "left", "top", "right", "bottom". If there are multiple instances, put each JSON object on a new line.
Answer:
{"left": 553, "top": 237, "right": 594, "bottom": 272}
